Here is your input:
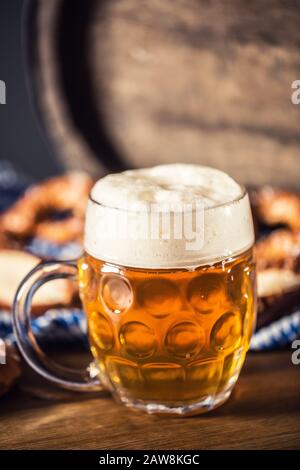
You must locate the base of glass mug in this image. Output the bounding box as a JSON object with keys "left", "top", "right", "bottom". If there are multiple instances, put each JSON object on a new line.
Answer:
{"left": 117, "top": 388, "right": 233, "bottom": 416}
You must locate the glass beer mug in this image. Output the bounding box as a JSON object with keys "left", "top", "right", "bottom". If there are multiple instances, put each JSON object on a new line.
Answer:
{"left": 13, "top": 165, "right": 256, "bottom": 415}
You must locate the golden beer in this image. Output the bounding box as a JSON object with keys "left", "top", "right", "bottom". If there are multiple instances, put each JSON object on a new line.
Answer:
{"left": 79, "top": 248, "right": 256, "bottom": 413}
{"left": 13, "top": 165, "right": 256, "bottom": 415}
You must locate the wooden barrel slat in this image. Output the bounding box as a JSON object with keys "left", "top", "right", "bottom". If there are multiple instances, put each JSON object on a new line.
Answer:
{"left": 26, "top": 0, "right": 300, "bottom": 187}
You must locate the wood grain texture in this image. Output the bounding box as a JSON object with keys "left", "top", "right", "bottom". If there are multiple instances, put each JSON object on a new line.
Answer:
{"left": 27, "top": 0, "right": 300, "bottom": 187}
{"left": 0, "top": 350, "right": 299, "bottom": 449}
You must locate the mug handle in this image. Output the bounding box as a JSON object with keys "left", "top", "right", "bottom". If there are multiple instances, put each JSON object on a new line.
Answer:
{"left": 12, "top": 260, "right": 103, "bottom": 392}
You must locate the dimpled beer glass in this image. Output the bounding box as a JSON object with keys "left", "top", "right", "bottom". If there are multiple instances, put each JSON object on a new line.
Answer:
{"left": 13, "top": 165, "right": 256, "bottom": 415}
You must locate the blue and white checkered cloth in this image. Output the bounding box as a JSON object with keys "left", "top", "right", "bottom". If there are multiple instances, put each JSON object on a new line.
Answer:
{"left": 0, "top": 309, "right": 88, "bottom": 346}
{"left": 0, "top": 161, "right": 299, "bottom": 351}
{"left": 1, "top": 308, "right": 299, "bottom": 352}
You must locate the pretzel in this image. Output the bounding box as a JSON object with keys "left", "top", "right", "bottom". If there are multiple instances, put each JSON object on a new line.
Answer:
{"left": 255, "top": 229, "right": 300, "bottom": 272}
{"left": 257, "top": 268, "right": 300, "bottom": 328}
{"left": 251, "top": 186, "right": 300, "bottom": 231}
{"left": 35, "top": 217, "right": 84, "bottom": 245}
{"left": 255, "top": 227, "right": 300, "bottom": 327}
{"left": 257, "top": 284, "right": 300, "bottom": 328}
{"left": 1, "top": 172, "right": 93, "bottom": 244}
{"left": 0, "top": 228, "right": 26, "bottom": 251}
{"left": 0, "top": 250, "right": 77, "bottom": 313}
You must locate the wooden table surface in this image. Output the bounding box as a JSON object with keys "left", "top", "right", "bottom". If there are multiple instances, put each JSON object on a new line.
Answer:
{"left": 0, "top": 350, "right": 299, "bottom": 450}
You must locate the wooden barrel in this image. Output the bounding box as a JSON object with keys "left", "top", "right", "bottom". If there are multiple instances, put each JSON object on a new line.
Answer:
{"left": 24, "top": 0, "right": 300, "bottom": 187}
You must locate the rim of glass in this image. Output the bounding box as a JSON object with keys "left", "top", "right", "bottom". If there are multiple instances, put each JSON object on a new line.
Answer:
{"left": 88, "top": 184, "right": 248, "bottom": 213}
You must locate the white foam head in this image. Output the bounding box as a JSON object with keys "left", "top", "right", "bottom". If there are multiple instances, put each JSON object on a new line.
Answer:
{"left": 84, "top": 164, "right": 254, "bottom": 268}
